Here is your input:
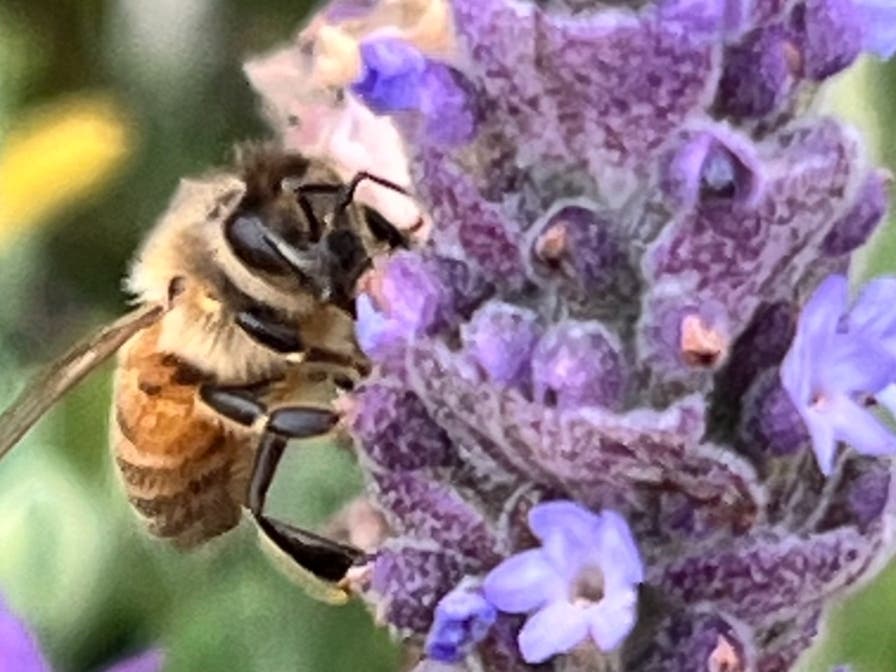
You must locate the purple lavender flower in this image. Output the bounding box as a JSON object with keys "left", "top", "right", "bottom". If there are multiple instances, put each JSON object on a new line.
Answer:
{"left": 0, "top": 597, "right": 48, "bottom": 672}
{"left": 352, "top": 37, "right": 427, "bottom": 113}
{"left": 0, "top": 597, "right": 162, "bottom": 672}
{"left": 352, "top": 36, "right": 478, "bottom": 145}
{"left": 482, "top": 502, "right": 642, "bottom": 664}
{"left": 355, "top": 252, "right": 446, "bottom": 359}
{"left": 780, "top": 274, "right": 896, "bottom": 475}
{"left": 425, "top": 584, "right": 498, "bottom": 663}
{"left": 249, "top": 0, "right": 896, "bottom": 669}
{"left": 531, "top": 323, "right": 626, "bottom": 411}
{"left": 461, "top": 303, "right": 541, "bottom": 389}
{"left": 855, "top": 0, "right": 896, "bottom": 58}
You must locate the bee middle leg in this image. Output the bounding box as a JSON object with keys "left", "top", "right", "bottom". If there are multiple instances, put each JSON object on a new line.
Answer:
{"left": 199, "top": 384, "right": 365, "bottom": 583}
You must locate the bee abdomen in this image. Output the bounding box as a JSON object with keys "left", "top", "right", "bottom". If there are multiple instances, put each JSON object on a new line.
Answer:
{"left": 111, "top": 327, "right": 252, "bottom": 548}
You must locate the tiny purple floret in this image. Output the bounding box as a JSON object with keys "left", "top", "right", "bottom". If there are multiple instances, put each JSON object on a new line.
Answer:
{"left": 482, "top": 502, "right": 643, "bottom": 664}
{"left": 352, "top": 37, "right": 427, "bottom": 114}
{"left": 0, "top": 598, "right": 49, "bottom": 672}
{"left": 356, "top": 252, "right": 445, "bottom": 360}
{"left": 0, "top": 596, "right": 163, "bottom": 672}
{"left": 780, "top": 274, "right": 896, "bottom": 475}
{"left": 425, "top": 585, "right": 498, "bottom": 663}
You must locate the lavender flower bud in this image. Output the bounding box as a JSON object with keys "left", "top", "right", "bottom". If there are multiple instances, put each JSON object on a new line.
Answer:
{"left": 792, "top": 0, "right": 865, "bottom": 80}
{"left": 425, "top": 584, "right": 497, "bottom": 663}
{"left": 531, "top": 322, "right": 627, "bottom": 411}
{"left": 461, "top": 302, "right": 541, "bottom": 389}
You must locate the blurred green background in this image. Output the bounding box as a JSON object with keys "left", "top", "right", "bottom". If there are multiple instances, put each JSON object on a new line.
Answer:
{"left": 0, "top": 1, "right": 894, "bottom": 670}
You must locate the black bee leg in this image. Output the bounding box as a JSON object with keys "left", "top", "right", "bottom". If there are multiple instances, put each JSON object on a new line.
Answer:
{"left": 334, "top": 172, "right": 413, "bottom": 249}
{"left": 363, "top": 206, "right": 410, "bottom": 249}
{"left": 198, "top": 384, "right": 338, "bottom": 438}
{"left": 294, "top": 173, "right": 412, "bottom": 245}
{"left": 248, "top": 432, "right": 364, "bottom": 583}
{"left": 336, "top": 170, "right": 409, "bottom": 212}
{"left": 234, "top": 307, "right": 305, "bottom": 357}
{"left": 198, "top": 384, "right": 362, "bottom": 582}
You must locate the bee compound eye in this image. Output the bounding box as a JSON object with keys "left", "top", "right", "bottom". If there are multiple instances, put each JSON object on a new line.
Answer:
{"left": 225, "top": 213, "right": 293, "bottom": 275}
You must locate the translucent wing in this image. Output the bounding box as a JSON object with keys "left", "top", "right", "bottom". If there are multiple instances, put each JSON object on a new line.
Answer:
{"left": 0, "top": 303, "right": 165, "bottom": 460}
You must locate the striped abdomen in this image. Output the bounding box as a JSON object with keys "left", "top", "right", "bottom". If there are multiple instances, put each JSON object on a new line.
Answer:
{"left": 111, "top": 324, "right": 252, "bottom": 548}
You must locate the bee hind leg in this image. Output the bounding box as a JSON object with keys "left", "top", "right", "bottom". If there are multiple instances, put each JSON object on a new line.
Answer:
{"left": 198, "top": 384, "right": 365, "bottom": 584}
{"left": 249, "top": 432, "right": 364, "bottom": 583}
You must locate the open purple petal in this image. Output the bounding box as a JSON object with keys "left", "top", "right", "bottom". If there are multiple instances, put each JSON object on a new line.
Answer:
{"left": 780, "top": 275, "right": 848, "bottom": 407}
{"left": 517, "top": 602, "right": 588, "bottom": 664}
{"left": 803, "top": 406, "right": 838, "bottom": 475}
{"left": 527, "top": 501, "right": 600, "bottom": 548}
{"left": 829, "top": 394, "right": 896, "bottom": 457}
{"left": 799, "top": 275, "right": 848, "bottom": 346}
{"left": 849, "top": 275, "right": 896, "bottom": 345}
{"left": 596, "top": 510, "right": 645, "bottom": 591}
{"left": 527, "top": 501, "right": 603, "bottom": 576}
{"left": 482, "top": 550, "right": 566, "bottom": 614}
{"left": 821, "top": 334, "right": 896, "bottom": 394}
{"left": 585, "top": 588, "right": 639, "bottom": 652}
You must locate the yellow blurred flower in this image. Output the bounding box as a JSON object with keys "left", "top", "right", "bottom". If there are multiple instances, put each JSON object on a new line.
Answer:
{"left": 0, "top": 94, "right": 133, "bottom": 245}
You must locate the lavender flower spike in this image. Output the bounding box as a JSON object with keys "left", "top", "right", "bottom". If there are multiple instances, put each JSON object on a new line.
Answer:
{"left": 249, "top": 1, "right": 896, "bottom": 669}
{"left": 780, "top": 274, "right": 896, "bottom": 475}
{"left": 482, "top": 502, "right": 643, "bottom": 664}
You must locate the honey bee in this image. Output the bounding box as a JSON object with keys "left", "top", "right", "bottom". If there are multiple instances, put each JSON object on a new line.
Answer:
{"left": 0, "top": 145, "right": 414, "bottom": 603}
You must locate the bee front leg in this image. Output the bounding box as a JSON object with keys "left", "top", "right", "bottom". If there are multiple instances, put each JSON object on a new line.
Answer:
{"left": 232, "top": 308, "right": 365, "bottom": 375}
{"left": 234, "top": 306, "right": 304, "bottom": 357}
{"left": 335, "top": 170, "right": 409, "bottom": 213}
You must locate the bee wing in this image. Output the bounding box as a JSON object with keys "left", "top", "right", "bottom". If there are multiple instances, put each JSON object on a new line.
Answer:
{"left": 0, "top": 303, "right": 165, "bottom": 460}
